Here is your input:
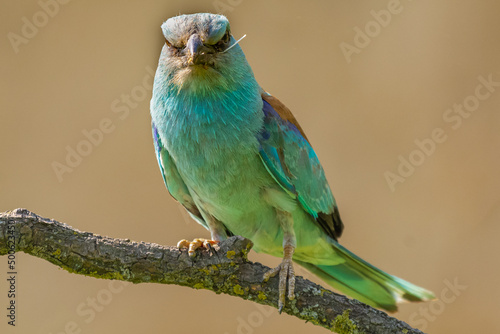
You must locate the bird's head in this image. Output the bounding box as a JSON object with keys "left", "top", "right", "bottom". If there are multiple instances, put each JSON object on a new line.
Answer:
{"left": 159, "top": 13, "right": 251, "bottom": 94}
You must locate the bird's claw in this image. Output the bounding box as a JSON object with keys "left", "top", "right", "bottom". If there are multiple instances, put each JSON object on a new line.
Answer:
{"left": 263, "top": 257, "right": 295, "bottom": 313}
{"left": 177, "top": 238, "right": 219, "bottom": 257}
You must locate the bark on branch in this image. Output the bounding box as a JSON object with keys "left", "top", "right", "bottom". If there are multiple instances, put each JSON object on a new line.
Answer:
{"left": 0, "top": 208, "right": 424, "bottom": 334}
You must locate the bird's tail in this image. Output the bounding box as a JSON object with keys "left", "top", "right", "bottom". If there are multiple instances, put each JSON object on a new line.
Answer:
{"left": 294, "top": 242, "right": 435, "bottom": 312}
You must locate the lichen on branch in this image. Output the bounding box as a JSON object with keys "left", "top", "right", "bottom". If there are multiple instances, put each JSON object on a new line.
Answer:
{"left": 0, "top": 208, "right": 425, "bottom": 334}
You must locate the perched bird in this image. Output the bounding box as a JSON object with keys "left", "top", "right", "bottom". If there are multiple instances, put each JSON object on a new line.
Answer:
{"left": 150, "top": 13, "right": 435, "bottom": 312}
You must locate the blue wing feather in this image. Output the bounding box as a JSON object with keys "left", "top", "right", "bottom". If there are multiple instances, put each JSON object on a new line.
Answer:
{"left": 258, "top": 94, "right": 344, "bottom": 239}
{"left": 152, "top": 122, "right": 207, "bottom": 228}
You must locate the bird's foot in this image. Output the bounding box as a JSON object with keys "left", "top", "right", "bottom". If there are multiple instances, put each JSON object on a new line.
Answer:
{"left": 263, "top": 245, "right": 295, "bottom": 313}
{"left": 177, "top": 238, "right": 219, "bottom": 257}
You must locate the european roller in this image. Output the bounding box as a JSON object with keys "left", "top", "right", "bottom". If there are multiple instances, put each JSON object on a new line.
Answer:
{"left": 150, "top": 13, "right": 435, "bottom": 312}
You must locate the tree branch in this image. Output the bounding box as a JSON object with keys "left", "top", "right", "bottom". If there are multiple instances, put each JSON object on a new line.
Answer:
{"left": 0, "top": 208, "right": 424, "bottom": 334}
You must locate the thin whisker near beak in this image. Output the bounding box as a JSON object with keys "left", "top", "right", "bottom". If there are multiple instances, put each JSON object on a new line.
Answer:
{"left": 222, "top": 34, "right": 247, "bottom": 53}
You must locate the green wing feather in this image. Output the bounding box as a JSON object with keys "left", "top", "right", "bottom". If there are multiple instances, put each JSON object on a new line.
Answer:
{"left": 258, "top": 94, "right": 343, "bottom": 239}
{"left": 152, "top": 122, "right": 207, "bottom": 229}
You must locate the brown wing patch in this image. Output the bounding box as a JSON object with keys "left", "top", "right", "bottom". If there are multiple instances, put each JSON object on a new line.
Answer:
{"left": 261, "top": 91, "right": 309, "bottom": 142}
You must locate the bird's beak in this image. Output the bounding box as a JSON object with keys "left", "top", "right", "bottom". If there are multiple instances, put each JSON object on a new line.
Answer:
{"left": 186, "top": 34, "right": 203, "bottom": 65}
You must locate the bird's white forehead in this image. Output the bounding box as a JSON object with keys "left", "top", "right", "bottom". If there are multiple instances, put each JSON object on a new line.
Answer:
{"left": 161, "top": 13, "right": 230, "bottom": 45}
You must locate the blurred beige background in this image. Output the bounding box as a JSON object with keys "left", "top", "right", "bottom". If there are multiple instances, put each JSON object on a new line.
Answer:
{"left": 1, "top": 0, "right": 499, "bottom": 333}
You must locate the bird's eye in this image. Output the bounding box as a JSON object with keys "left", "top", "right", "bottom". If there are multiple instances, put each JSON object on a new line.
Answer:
{"left": 221, "top": 31, "right": 230, "bottom": 44}
{"left": 165, "top": 37, "right": 183, "bottom": 50}
{"left": 214, "top": 31, "right": 231, "bottom": 51}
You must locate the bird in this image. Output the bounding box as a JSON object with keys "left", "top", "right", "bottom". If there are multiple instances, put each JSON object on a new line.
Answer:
{"left": 150, "top": 13, "right": 435, "bottom": 313}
